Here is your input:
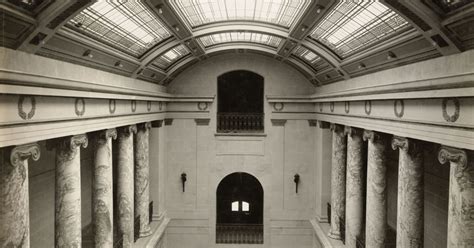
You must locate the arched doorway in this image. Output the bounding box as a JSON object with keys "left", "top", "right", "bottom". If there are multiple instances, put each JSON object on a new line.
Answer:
{"left": 217, "top": 70, "right": 264, "bottom": 133}
{"left": 216, "top": 172, "right": 263, "bottom": 244}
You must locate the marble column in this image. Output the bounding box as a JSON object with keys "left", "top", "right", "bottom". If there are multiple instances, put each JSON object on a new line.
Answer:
{"left": 93, "top": 129, "right": 117, "bottom": 248}
{"left": 438, "top": 146, "right": 473, "bottom": 247}
{"left": 363, "top": 130, "right": 388, "bottom": 248}
{"left": 117, "top": 125, "right": 137, "bottom": 247}
{"left": 392, "top": 136, "right": 424, "bottom": 248}
{"left": 328, "top": 123, "right": 346, "bottom": 240}
{"left": 344, "top": 126, "right": 365, "bottom": 247}
{"left": 0, "top": 143, "right": 40, "bottom": 248}
{"left": 135, "top": 122, "right": 152, "bottom": 237}
{"left": 55, "top": 135, "right": 88, "bottom": 248}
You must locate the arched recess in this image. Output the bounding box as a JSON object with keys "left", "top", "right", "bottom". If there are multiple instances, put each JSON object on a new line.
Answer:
{"left": 217, "top": 70, "right": 264, "bottom": 133}
{"left": 216, "top": 172, "right": 264, "bottom": 244}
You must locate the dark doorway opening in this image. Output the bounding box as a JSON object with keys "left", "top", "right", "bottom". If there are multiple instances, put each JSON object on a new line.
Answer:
{"left": 216, "top": 172, "right": 263, "bottom": 244}
{"left": 217, "top": 70, "right": 264, "bottom": 133}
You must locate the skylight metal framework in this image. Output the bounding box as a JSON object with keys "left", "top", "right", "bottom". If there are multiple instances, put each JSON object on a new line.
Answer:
{"left": 68, "top": 1, "right": 171, "bottom": 57}
{"left": 169, "top": 0, "right": 311, "bottom": 29}
{"left": 152, "top": 44, "right": 190, "bottom": 70}
{"left": 293, "top": 46, "right": 321, "bottom": 64}
{"left": 310, "top": 1, "right": 411, "bottom": 58}
{"left": 198, "top": 31, "right": 283, "bottom": 48}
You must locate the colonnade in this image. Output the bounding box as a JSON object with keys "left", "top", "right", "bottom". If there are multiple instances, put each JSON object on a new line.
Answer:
{"left": 322, "top": 123, "right": 473, "bottom": 248}
{"left": 0, "top": 122, "right": 155, "bottom": 248}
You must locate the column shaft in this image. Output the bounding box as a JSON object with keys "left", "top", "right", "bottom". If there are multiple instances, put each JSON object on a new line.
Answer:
{"left": 345, "top": 127, "right": 365, "bottom": 247}
{"left": 364, "top": 130, "right": 388, "bottom": 248}
{"left": 55, "top": 135, "right": 88, "bottom": 248}
{"left": 0, "top": 143, "right": 40, "bottom": 248}
{"left": 93, "top": 129, "right": 117, "bottom": 247}
{"left": 135, "top": 122, "right": 152, "bottom": 237}
{"left": 392, "top": 137, "right": 424, "bottom": 248}
{"left": 438, "top": 146, "right": 473, "bottom": 247}
{"left": 328, "top": 124, "right": 346, "bottom": 240}
{"left": 117, "top": 125, "right": 136, "bottom": 247}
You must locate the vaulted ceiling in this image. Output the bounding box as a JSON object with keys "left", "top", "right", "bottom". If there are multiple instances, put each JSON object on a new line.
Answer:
{"left": 1, "top": 0, "right": 473, "bottom": 86}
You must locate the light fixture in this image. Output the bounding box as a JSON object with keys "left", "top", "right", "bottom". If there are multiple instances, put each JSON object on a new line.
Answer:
{"left": 181, "top": 172, "right": 187, "bottom": 192}
{"left": 358, "top": 63, "right": 366, "bottom": 69}
{"left": 294, "top": 174, "right": 300, "bottom": 193}
{"left": 301, "top": 25, "right": 308, "bottom": 32}
{"left": 387, "top": 52, "right": 396, "bottom": 60}
{"left": 151, "top": 73, "right": 156, "bottom": 79}
{"left": 115, "top": 61, "right": 124, "bottom": 68}
{"left": 325, "top": 74, "right": 331, "bottom": 79}
{"left": 284, "top": 48, "right": 289, "bottom": 53}
{"left": 156, "top": 4, "right": 163, "bottom": 14}
{"left": 173, "top": 25, "right": 180, "bottom": 32}
{"left": 137, "top": 69, "right": 144, "bottom": 75}
{"left": 315, "top": 5, "right": 324, "bottom": 14}
{"left": 83, "top": 50, "right": 93, "bottom": 58}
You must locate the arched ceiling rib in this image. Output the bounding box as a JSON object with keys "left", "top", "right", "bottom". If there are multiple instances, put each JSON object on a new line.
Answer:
{"left": 4, "top": 0, "right": 470, "bottom": 86}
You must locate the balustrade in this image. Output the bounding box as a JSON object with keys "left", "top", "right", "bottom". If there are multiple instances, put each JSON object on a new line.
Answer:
{"left": 217, "top": 112, "right": 264, "bottom": 132}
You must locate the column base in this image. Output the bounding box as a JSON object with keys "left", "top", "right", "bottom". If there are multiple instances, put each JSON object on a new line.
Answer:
{"left": 328, "top": 229, "right": 342, "bottom": 240}
{"left": 139, "top": 226, "right": 152, "bottom": 237}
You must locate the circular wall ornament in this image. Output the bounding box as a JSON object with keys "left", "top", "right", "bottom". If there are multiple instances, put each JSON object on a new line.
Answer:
{"left": 365, "top": 100, "right": 372, "bottom": 115}
{"left": 158, "top": 101, "right": 163, "bottom": 111}
{"left": 319, "top": 102, "right": 323, "bottom": 112}
{"left": 147, "top": 101, "right": 152, "bottom": 112}
{"left": 330, "top": 102, "right": 334, "bottom": 112}
{"left": 394, "top": 99, "right": 404, "bottom": 118}
{"left": 18, "top": 95, "right": 36, "bottom": 120}
{"left": 344, "top": 101, "right": 350, "bottom": 114}
{"left": 75, "top": 98, "right": 85, "bottom": 117}
{"left": 131, "top": 100, "right": 137, "bottom": 112}
{"left": 109, "top": 99, "right": 116, "bottom": 114}
{"left": 197, "top": 102, "right": 208, "bottom": 111}
{"left": 442, "top": 98, "right": 460, "bottom": 122}
{"left": 273, "top": 102, "right": 284, "bottom": 112}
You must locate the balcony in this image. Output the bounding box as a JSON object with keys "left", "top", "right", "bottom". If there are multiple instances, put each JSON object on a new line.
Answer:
{"left": 216, "top": 224, "right": 263, "bottom": 244}
{"left": 217, "top": 113, "right": 264, "bottom": 133}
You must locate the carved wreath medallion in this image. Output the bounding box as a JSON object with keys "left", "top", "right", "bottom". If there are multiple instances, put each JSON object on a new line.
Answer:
{"left": 330, "top": 102, "right": 334, "bottom": 112}
{"left": 131, "top": 100, "right": 137, "bottom": 112}
{"left": 75, "top": 98, "right": 85, "bottom": 116}
{"left": 109, "top": 99, "right": 116, "bottom": 114}
{"left": 18, "top": 95, "right": 36, "bottom": 120}
{"left": 364, "top": 100, "right": 371, "bottom": 115}
{"left": 197, "top": 102, "right": 208, "bottom": 111}
{"left": 344, "top": 101, "right": 350, "bottom": 114}
{"left": 394, "top": 99, "right": 404, "bottom": 118}
{"left": 442, "top": 98, "right": 460, "bottom": 123}
{"left": 147, "top": 101, "right": 152, "bottom": 112}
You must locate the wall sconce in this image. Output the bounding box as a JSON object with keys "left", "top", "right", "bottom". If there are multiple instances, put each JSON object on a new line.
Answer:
{"left": 294, "top": 174, "right": 300, "bottom": 193}
{"left": 181, "top": 172, "right": 187, "bottom": 192}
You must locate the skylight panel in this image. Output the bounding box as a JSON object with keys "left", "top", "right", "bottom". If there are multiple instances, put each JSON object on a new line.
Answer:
{"left": 170, "top": 0, "right": 311, "bottom": 29}
{"left": 293, "top": 46, "right": 321, "bottom": 64}
{"left": 198, "top": 32, "right": 283, "bottom": 48}
{"left": 310, "top": 1, "right": 411, "bottom": 58}
{"left": 152, "top": 45, "right": 190, "bottom": 70}
{"left": 68, "top": 1, "right": 171, "bottom": 57}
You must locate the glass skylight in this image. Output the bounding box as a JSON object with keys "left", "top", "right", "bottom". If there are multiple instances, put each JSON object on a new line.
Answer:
{"left": 170, "top": 0, "right": 310, "bottom": 29}
{"left": 199, "top": 32, "right": 283, "bottom": 48}
{"left": 68, "top": 1, "right": 171, "bottom": 57}
{"left": 152, "top": 44, "right": 190, "bottom": 70}
{"left": 310, "top": 1, "right": 411, "bottom": 58}
{"left": 293, "top": 46, "right": 321, "bottom": 64}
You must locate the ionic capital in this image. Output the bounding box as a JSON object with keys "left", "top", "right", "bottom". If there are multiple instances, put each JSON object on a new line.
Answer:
{"left": 118, "top": 125, "right": 137, "bottom": 137}
{"left": 317, "top": 121, "right": 330, "bottom": 129}
{"left": 438, "top": 146, "right": 468, "bottom": 169}
{"left": 363, "top": 130, "right": 387, "bottom": 143}
{"left": 344, "top": 126, "right": 362, "bottom": 137}
{"left": 330, "top": 123, "right": 344, "bottom": 134}
{"left": 10, "top": 143, "right": 41, "bottom": 167}
{"left": 100, "top": 128, "right": 118, "bottom": 140}
{"left": 391, "top": 136, "right": 423, "bottom": 155}
{"left": 138, "top": 122, "right": 152, "bottom": 131}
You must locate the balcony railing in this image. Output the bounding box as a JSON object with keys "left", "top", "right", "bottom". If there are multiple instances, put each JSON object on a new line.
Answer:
{"left": 216, "top": 224, "right": 263, "bottom": 244}
{"left": 217, "top": 112, "right": 264, "bottom": 133}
